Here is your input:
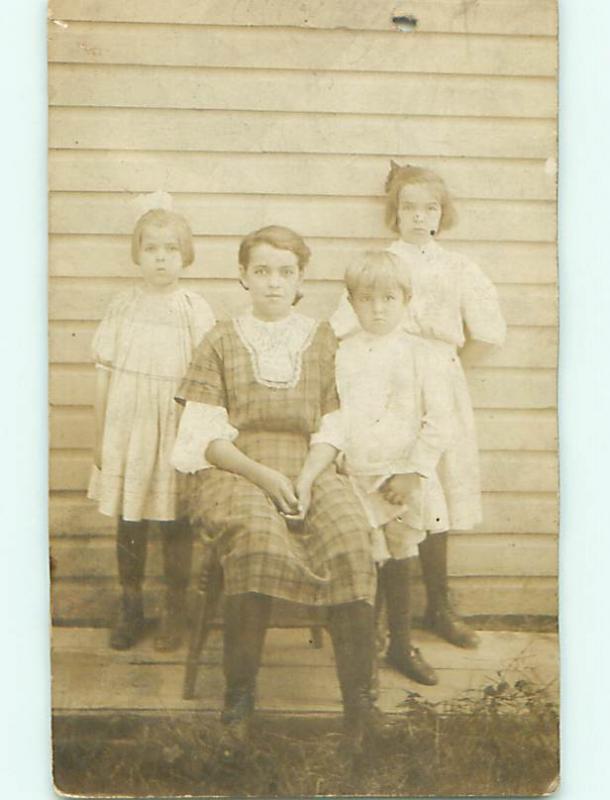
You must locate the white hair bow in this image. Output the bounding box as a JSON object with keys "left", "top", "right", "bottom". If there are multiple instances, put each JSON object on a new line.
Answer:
{"left": 131, "top": 190, "right": 175, "bottom": 217}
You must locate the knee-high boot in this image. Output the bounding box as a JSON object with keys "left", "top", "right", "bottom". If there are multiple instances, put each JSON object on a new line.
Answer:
{"left": 154, "top": 520, "right": 193, "bottom": 652}
{"left": 327, "top": 601, "right": 385, "bottom": 757}
{"left": 219, "top": 592, "right": 271, "bottom": 757}
{"left": 381, "top": 558, "right": 437, "bottom": 685}
{"left": 419, "top": 532, "right": 479, "bottom": 648}
{"left": 110, "top": 519, "right": 148, "bottom": 650}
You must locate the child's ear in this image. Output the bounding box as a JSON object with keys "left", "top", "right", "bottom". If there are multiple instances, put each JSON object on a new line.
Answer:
{"left": 238, "top": 264, "right": 249, "bottom": 291}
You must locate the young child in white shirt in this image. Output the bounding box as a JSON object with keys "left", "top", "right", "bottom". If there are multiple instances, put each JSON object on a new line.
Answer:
{"left": 335, "top": 250, "right": 452, "bottom": 685}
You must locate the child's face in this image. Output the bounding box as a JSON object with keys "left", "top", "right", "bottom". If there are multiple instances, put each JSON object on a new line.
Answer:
{"left": 138, "top": 225, "right": 184, "bottom": 290}
{"left": 350, "top": 284, "right": 408, "bottom": 336}
{"left": 240, "top": 243, "right": 303, "bottom": 321}
{"left": 397, "top": 184, "right": 442, "bottom": 246}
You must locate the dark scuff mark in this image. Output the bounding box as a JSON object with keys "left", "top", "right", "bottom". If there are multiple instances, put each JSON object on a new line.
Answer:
{"left": 392, "top": 15, "right": 418, "bottom": 31}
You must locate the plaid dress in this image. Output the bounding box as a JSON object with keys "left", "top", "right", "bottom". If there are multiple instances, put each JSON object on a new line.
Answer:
{"left": 177, "top": 316, "right": 376, "bottom": 607}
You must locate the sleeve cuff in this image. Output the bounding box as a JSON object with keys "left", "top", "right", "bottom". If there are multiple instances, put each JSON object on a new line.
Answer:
{"left": 171, "top": 402, "right": 238, "bottom": 474}
{"left": 310, "top": 409, "right": 345, "bottom": 450}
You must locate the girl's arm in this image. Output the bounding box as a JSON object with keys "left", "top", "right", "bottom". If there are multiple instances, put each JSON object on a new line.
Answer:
{"left": 460, "top": 259, "right": 506, "bottom": 364}
{"left": 206, "top": 439, "right": 299, "bottom": 515}
{"left": 93, "top": 367, "right": 110, "bottom": 468}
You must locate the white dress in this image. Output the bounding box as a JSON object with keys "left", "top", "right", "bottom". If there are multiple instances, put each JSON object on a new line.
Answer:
{"left": 87, "top": 286, "right": 215, "bottom": 522}
{"left": 335, "top": 329, "right": 452, "bottom": 560}
{"left": 331, "top": 239, "right": 506, "bottom": 530}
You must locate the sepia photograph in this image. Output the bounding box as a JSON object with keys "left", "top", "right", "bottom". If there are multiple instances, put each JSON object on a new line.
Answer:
{"left": 48, "top": 1, "right": 559, "bottom": 795}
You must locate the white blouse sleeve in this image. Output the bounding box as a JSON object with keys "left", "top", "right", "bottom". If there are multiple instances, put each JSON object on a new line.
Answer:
{"left": 460, "top": 260, "right": 507, "bottom": 346}
{"left": 310, "top": 409, "right": 345, "bottom": 451}
{"left": 171, "top": 401, "right": 239, "bottom": 474}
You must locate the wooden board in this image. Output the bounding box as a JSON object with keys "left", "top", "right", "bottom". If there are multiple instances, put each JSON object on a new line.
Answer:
{"left": 48, "top": 280, "right": 557, "bottom": 328}
{"left": 49, "top": 449, "right": 557, "bottom": 493}
{"left": 51, "top": 627, "right": 558, "bottom": 715}
{"left": 48, "top": 1, "right": 558, "bottom": 36}
{"left": 48, "top": 363, "right": 557, "bottom": 411}
{"left": 49, "top": 107, "right": 556, "bottom": 160}
{"left": 51, "top": 533, "right": 557, "bottom": 580}
{"left": 49, "top": 63, "right": 556, "bottom": 119}
{"left": 49, "top": 321, "right": 557, "bottom": 368}
{"left": 48, "top": 22, "right": 557, "bottom": 77}
{"left": 49, "top": 492, "right": 558, "bottom": 537}
{"left": 48, "top": 236, "right": 558, "bottom": 284}
{"left": 51, "top": 575, "right": 558, "bottom": 623}
{"left": 49, "top": 192, "right": 556, "bottom": 243}
{"left": 48, "top": 151, "right": 557, "bottom": 201}
{"left": 50, "top": 407, "right": 558, "bottom": 453}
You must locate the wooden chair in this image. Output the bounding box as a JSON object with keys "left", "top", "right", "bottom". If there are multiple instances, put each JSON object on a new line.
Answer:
{"left": 182, "top": 543, "right": 325, "bottom": 700}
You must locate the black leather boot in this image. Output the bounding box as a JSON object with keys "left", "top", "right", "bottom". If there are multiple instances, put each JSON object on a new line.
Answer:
{"left": 381, "top": 558, "right": 438, "bottom": 686}
{"left": 154, "top": 520, "right": 193, "bottom": 652}
{"left": 328, "top": 601, "right": 386, "bottom": 760}
{"left": 109, "top": 519, "right": 148, "bottom": 650}
{"left": 419, "top": 532, "right": 480, "bottom": 649}
{"left": 219, "top": 593, "right": 271, "bottom": 763}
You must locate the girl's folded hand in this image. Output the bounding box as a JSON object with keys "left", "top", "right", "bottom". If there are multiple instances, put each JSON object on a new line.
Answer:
{"left": 293, "top": 476, "right": 313, "bottom": 521}
{"left": 257, "top": 466, "right": 300, "bottom": 515}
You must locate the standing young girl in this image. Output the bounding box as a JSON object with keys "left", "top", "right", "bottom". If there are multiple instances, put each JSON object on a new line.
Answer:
{"left": 88, "top": 207, "right": 215, "bottom": 651}
{"left": 332, "top": 163, "right": 506, "bottom": 649}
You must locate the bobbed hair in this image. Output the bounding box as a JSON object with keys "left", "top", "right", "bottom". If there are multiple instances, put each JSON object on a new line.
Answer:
{"left": 131, "top": 208, "right": 195, "bottom": 267}
{"left": 238, "top": 225, "right": 311, "bottom": 271}
{"left": 384, "top": 161, "right": 458, "bottom": 234}
{"left": 345, "top": 250, "right": 412, "bottom": 300}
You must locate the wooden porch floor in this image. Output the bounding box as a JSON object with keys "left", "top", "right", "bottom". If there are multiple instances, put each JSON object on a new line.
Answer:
{"left": 52, "top": 626, "right": 558, "bottom": 716}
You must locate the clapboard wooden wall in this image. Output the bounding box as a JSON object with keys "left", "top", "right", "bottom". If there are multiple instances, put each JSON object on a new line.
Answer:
{"left": 48, "top": 0, "right": 558, "bottom": 623}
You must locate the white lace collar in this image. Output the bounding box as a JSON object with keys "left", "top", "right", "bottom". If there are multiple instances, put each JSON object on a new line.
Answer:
{"left": 233, "top": 312, "right": 318, "bottom": 389}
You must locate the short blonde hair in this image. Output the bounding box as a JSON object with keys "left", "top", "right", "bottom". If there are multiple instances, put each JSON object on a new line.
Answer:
{"left": 131, "top": 209, "right": 195, "bottom": 267}
{"left": 384, "top": 161, "right": 458, "bottom": 235}
{"left": 345, "top": 251, "right": 411, "bottom": 299}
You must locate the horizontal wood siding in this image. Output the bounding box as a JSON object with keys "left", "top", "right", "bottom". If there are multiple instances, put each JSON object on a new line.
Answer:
{"left": 48, "top": 0, "right": 558, "bottom": 623}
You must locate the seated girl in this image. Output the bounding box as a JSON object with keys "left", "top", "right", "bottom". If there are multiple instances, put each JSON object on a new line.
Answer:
{"left": 171, "top": 225, "right": 379, "bottom": 760}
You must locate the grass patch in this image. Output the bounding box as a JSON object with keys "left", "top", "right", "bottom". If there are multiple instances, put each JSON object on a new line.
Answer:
{"left": 53, "top": 677, "right": 558, "bottom": 798}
